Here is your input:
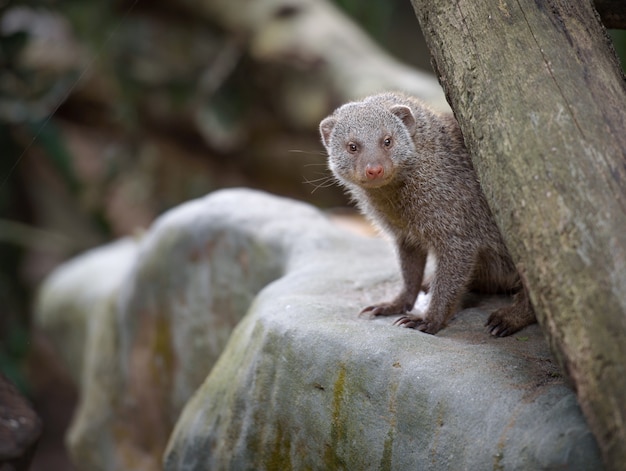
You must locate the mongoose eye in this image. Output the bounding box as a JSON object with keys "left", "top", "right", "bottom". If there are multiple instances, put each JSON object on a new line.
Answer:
{"left": 348, "top": 142, "right": 358, "bottom": 153}
{"left": 383, "top": 137, "right": 392, "bottom": 147}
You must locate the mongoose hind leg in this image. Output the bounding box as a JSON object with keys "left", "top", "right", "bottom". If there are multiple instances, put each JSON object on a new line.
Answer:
{"left": 486, "top": 288, "right": 536, "bottom": 336}
{"left": 469, "top": 248, "right": 520, "bottom": 295}
{"left": 471, "top": 250, "right": 537, "bottom": 336}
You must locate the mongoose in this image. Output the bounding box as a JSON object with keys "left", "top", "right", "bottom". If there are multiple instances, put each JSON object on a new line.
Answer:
{"left": 319, "top": 92, "right": 536, "bottom": 336}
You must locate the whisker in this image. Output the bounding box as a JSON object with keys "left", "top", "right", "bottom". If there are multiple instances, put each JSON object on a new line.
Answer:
{"left": 303, "top": 175, "right": 333, "bottom": 184}
{"left": 287, "top": 149, "right": 327, "bottom": 157}
{"left": 302, "top": 162, "right": 329, "bottom": 168}
{"left": 291, "top": 148, "right": 333, "bottom": 193}
{"left": 303, "top": 175, "right": 337, "bottom": 194}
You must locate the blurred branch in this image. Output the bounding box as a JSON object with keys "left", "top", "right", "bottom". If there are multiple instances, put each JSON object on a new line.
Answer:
{"left": 177, "top": 0, "right": 448, "bottom": 111}
{"left": 0, "top": 219, "right": 73, "bottom": 251}
{"left": 196, "top": 39, "right": 242, "bottom": 101}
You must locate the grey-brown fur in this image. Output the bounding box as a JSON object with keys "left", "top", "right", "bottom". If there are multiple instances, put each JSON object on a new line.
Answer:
{"left": 319, "top": 92, "right": 536, "bottom": 336}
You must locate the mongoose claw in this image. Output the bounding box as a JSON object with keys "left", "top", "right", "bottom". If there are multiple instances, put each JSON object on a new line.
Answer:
{"left": 393, "top": 315, "right": 420, "bottom": 328}
{"left": 393, "top": 315, "right": 442, "bottom": 335}
{"left": 487, "top": 321, "right": 512, "bottom": 337}
{"left": 360, "top": 302, "right": 408, "bottom": 318}
{"left": 486, "top": 305, "right": 534, "bottom": 337}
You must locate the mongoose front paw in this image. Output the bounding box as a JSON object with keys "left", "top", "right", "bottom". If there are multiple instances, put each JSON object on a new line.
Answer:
{"left": 486, "top": 307, "right": 526, "bottom": 337}
{"left": 394, "top": 315, "right": 443, "bottom": 335}
{"left": 360, "top": 301, "right": 411, "bottom": 318}
{"left": 486, "top": 317, "right": 514, "bottom": 337}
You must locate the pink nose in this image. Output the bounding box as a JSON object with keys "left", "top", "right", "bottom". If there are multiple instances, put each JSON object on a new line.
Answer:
{"left": 366, "top": 164, "right": 384, "bottom": 180}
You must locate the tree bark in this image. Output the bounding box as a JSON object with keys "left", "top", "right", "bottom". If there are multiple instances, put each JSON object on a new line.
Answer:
{"left": 410, "top": 0, "right": 626, "bottom": 469}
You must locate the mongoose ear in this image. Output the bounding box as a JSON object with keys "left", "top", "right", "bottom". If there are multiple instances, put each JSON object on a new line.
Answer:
{"left": 319, "top": 117, "right": 337, "bottom": 147}
{"left": 390, "top": 105, "right": 416, "bottom": 133}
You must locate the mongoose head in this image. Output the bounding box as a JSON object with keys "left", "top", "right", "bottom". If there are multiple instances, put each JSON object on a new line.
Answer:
{"left": 319, "top": 100, "right": 417, "bottom": 189}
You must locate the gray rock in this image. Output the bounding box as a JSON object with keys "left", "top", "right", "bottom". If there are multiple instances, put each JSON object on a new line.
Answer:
{"left": 35, "top": 188, "right": 602, "bottom": 470}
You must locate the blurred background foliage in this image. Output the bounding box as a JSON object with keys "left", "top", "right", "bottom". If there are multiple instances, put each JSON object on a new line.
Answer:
{"left": 0, "top": 0, "right": 624, "bottom": 468}
{"left": 0, "top": 0, "right": 432, "bottom": 468}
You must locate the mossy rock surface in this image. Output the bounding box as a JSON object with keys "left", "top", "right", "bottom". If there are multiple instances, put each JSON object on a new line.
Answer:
{"left": 36, "top": 189, "right": 602, "bottom": 470}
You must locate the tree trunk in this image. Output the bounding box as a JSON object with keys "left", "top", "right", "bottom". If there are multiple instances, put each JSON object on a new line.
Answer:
{"left": 410, "top": 0, "right": 626, "bottom": 469}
